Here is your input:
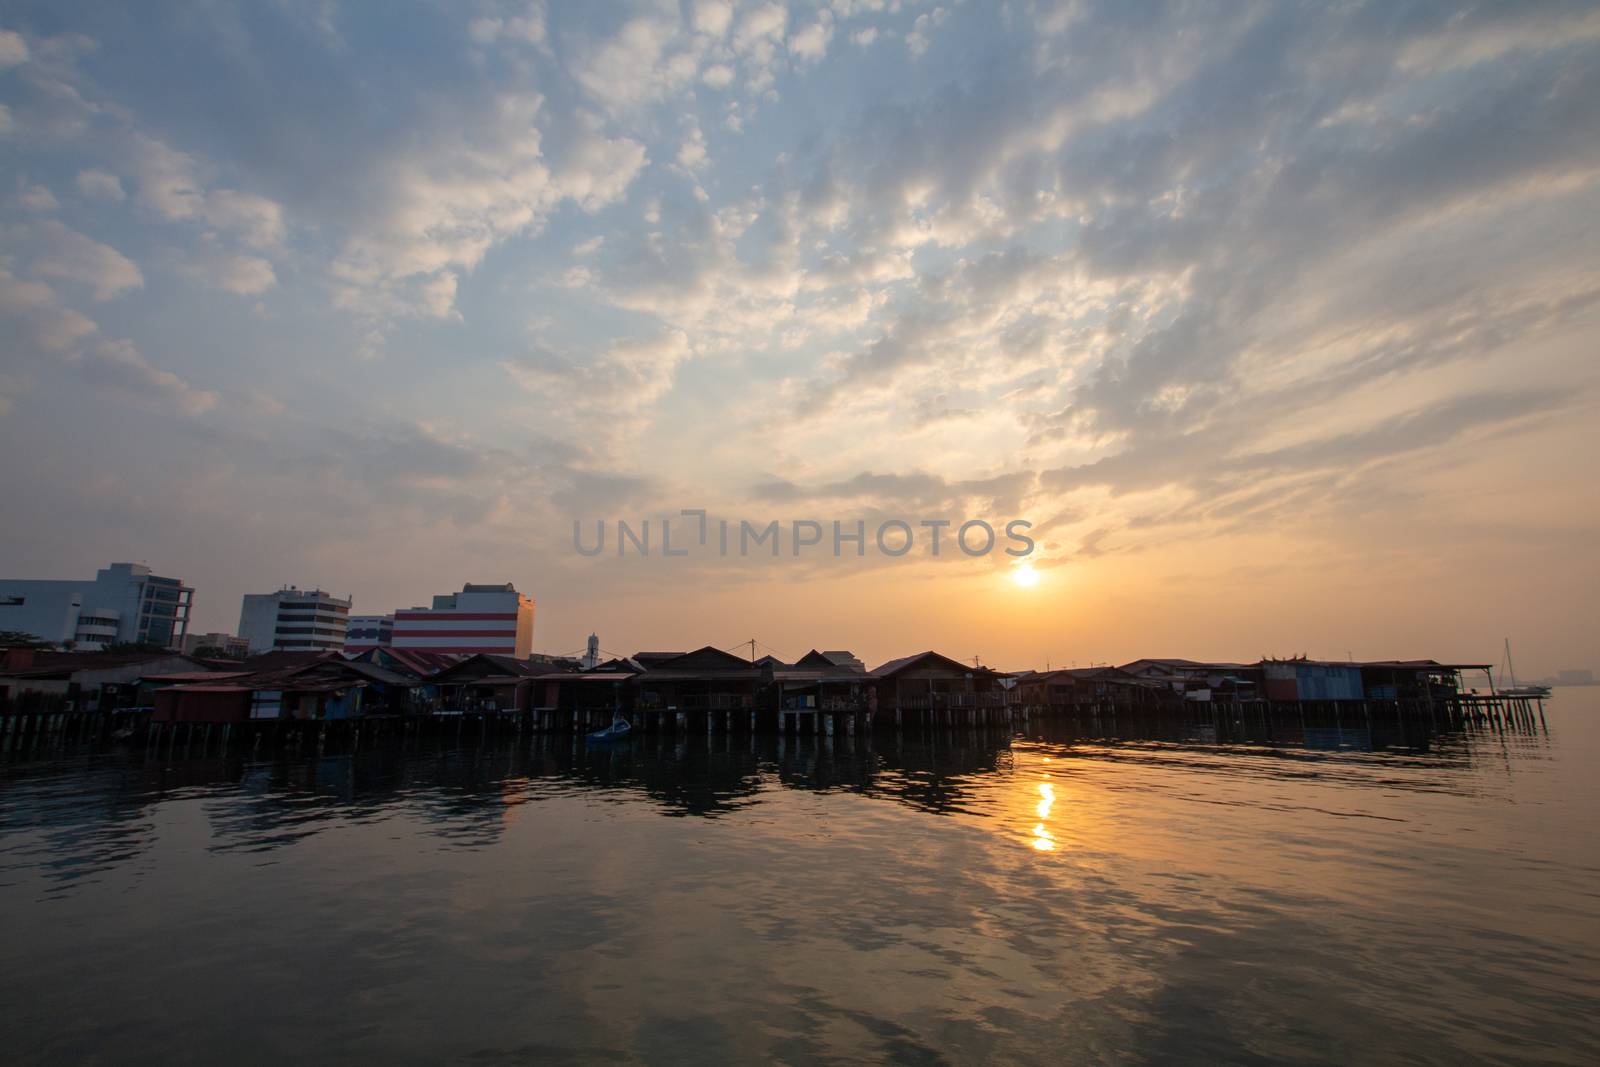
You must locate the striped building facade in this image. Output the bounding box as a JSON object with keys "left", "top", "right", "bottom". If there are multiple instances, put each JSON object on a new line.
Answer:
{"left": 391, "top": 584, "right": 534, "bottom": 657}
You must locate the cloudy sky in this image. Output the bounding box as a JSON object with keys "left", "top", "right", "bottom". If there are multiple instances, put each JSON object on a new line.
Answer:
{"left": 1, "top": 0, "right": 1597, "bottom": 673}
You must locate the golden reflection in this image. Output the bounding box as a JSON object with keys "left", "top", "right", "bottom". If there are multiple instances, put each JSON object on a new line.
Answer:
{"left": 1031, "top": 780, "right": 1057, "bottom": 852}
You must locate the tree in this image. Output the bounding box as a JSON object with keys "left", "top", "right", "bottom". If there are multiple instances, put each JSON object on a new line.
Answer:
{"left": 103, "top": 641, "right": 175, "bottom": 655}
{"left": 0, "top": 630, "right": 50, "bottom": 648}
{"left": 193, "top": 645, "right": 245, "bottom": 661}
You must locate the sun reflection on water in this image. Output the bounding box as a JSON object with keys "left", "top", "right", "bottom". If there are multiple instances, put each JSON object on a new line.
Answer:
{"left": 1032, "top": 780, "right": 1057, "bottom": 852}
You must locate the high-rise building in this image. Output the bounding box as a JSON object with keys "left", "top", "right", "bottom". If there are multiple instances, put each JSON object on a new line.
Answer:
{"left": 238, "top": 587, "right": 352, "bottom": 653}
{"left": 0, "top": 562, "right": 193, "bottom": 650}
{"left": 392, "top": 583, "right": 534, "bottom": 657}
{"left": 344, "top": 614, "right": 394, "bottom": 652}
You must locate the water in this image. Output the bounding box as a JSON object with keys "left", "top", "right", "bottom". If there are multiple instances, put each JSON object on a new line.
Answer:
{"left": 3, "top": 693, "right": 1598, "bottom": 1066}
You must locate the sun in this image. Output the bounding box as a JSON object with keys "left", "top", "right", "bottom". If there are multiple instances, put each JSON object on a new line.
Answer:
{"left": 1011, "top": 562, "right": 1041, "bottom": 588}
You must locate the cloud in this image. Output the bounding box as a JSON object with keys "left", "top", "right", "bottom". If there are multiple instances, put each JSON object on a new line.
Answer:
{"left": 692, "top": 1, "right": 733, "bottom": 38}
{"left": 753, "top": 468, "right": 1037, "bottom": 515}
{"left": 467, "top": 2, "right": 546, "bottom": 47}
{"left": 179, "top": 248, "right": 277, "bottom": 295}
{"left": 0, "top": 264, "right": 95, "bottom": 353}
{"left": 69, "top": 338, "right": 218, "bottom": 417}
{"left": 788, "top": 13, "right": 833, "bottom": 64}
{"left": 202, "top": 189, "right": 285, "bottom": 249}
{"left": 569, "top": 6, "right": 695, "bottom": 113}
{"left": 734, "top": 3, "right": 786, "bottom": 53}
{"left": 124, "top": 131, "right": 208, "bottom": 221}
{"left": 29, "top": 220, "right": 143, "bottom": 300}
{"left": 505, "top": 328, "right": 692, "bottom": 418}
{"left": 905, "top": 8, "right": 948, "bottom": 57}
{"left": 0, "top": 257, "right": 215, "bottom": 420}
{"left": 74, "top": 168, "right": 124, "bottom": 200}
{"left": 676, "top": 123, "right": 708, "bottom": 170}
{"left": 0, "top": 29, "right": 27, "bottom": 68}
{"left": 330, "top": 94, "right": 645, "bottom": 320}
{"left": 16, "top": 183, "right": 57, "bottom": 212}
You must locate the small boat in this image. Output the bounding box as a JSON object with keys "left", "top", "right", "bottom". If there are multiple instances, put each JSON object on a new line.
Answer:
{"left": 1498, "top": 639, "right": 1551, "bottom": 699}
{"left": 587, "top": 714, "right": 632, "bottom": 741}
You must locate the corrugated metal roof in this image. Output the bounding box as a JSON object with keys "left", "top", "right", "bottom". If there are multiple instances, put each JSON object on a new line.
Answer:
{"left": 143, "top": 670, "right": 253, "bottom": 683}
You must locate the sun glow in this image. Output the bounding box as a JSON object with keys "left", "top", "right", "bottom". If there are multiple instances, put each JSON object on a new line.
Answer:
{"left": 1011, "top": 562, "right": 1041, "bottom": 588}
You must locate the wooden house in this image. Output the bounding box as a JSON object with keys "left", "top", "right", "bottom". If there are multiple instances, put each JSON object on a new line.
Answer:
{"left": 769, "top": 649, "right": 871, "bottom": 731}
{"left": 148, "top": 657, "right": 417, "bottom": 723}
{"left": 1357, "top": 660, "right": 1480, "bottom": 701}
{"left": 1014, "top": 666, "right": 1170, "bottom": 711}
{"left": 866, "top": 651, "right": 1013, "bottom": 726}
{"left": 530, "top": 657, "right": 639, "bottom": 728}
{"left": 426, "top": 654, "right": 550, "bottom": 715}
{"left": 1118, "top": 658, "right": 1264, "bottom": 702}
{"left": 632, "top": 646, "right": 768, "bottom": 729}
{"left": 0, "top": 649, "right": 213, "bottom": 715}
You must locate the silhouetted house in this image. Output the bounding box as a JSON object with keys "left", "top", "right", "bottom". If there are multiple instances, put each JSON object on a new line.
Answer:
{"left": 530, "top": 657, "right": 639, "bottom": 720}
{"left": 339, "top": 647, "right": 467, "bottom": 717}
{"left": 1261, "top": 658, "right": 1364, "bottom": 702}
{"left": 770, "top": 648, "right": 871, "bottom": 721}
{"left": 1356, "top": 660, "right": 1479, "bottom": 700}
{"left": 867, "top": 651, "right": 1012, "bottom": 724}
{"left": 1118, "top": 658, "right": 1263, "bottom": 702}
{"left": 426, "top": 654, "right": 549, "bottom": 715}
{"left": 346, "top": 646, "right": 464, "bottom": 679}
{"left": 1015, "top": 666, "right": 1168, "bottom": 709}
{"left": 800, "top": 649, "right": 866, "bottom": 672}
{"left": 0, "top": 648, "right": 212, "bottom": 714}
{"left": 148, "top": 657, "right": 416, "bottom": 724}
{"left": 633, "top": 646, "right": 768, "bottom": 724}
{"left": 632, "top": 651, "right": 687, "bottom": 670}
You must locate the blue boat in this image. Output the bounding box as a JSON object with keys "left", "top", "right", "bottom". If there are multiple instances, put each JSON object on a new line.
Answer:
{"left": 587, "top": 715, "right": 632, "bottom": 742}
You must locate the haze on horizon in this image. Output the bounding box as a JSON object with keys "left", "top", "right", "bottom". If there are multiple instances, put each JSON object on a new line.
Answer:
{"left": 1, "top": 1, "right": 1596, "bottom": 676}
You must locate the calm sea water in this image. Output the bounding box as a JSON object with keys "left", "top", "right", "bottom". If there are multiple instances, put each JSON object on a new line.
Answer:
{"left": 2, "top": 691, "right": 1598, "bottom": 1066}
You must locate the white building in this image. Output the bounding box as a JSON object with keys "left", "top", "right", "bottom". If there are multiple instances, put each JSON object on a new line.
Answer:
{"left": 344, "top": 614, "right": 394, "bottom": 652}
{"left": 392, "top": 583, "right": 534, "bottom": 657}
{"left": 238, "top": 587, "right": 352, "bottom": 653}
{"left": 0, "top": 562, "right": 194, "bottom": 650}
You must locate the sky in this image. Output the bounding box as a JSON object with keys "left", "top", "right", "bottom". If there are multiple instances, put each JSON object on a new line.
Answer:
{"left": 1, "top": 0, "right": 1597, "bottom": 675}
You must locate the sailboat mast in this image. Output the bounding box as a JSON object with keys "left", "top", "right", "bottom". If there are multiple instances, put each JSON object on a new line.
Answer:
{"left": 1504, "top": 637, "right": 1518, "bottom": 689}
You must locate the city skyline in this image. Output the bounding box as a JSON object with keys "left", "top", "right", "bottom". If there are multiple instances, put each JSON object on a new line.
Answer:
{"left": 2, "top": 2, "right": 1597, "bottom": 676}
